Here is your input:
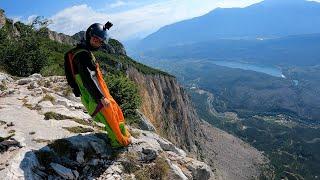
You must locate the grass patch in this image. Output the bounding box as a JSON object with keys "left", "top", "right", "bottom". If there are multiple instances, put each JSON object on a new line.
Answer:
{"left": 70, "top": 118, "right": 91, "bottom": 126}
{"left": 43, "top": 112, "right": 105, "bottom": 132}
{"left": 21, "top": 98, "right": 28, "bottom": 104}
{"left": 8, "top": 129, "right": 15, "bottom": 134}
{"left": 44, "top": 111, "right": 71, "bottom": 120}
{"left": 0, "top": 134, "right": 15, "bottom": 142}
{"left": 0, "top": 82, "right": 7, "bottom": 91}
{"left": 31, "top": 104, "right": 42, "bottom": 111}
{"left": 23, "top": 103, "right": 33, "bottom": 110}
{"left": 62, "top": 87, "right": 72, "bottom": 97}
{"left": 44, "top": 111, "right": 105, "bottom": 129}
{"left": 121, "top": 152, "right": 141, "bottom": 174}
{"left": 39, "top": 94, "right": 55, "bottom": 103}
{"left": 0, "top": 120, "right": 6, "bottom": 125}
{"left": 44, "top": 112, "right": 90, "bottom": 125}
{"left": 62, "top": 126, "right": 94, "bottom": 133}
{"left": 129, "top": 129, "right": 141, "bottom": 138}
{"left": 133, "top": 156, "right": 170, "bottom": 180}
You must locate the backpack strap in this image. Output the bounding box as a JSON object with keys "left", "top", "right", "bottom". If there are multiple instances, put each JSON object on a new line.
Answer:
{"left": 68, "top": 49, "right": 90, "bottom": 78}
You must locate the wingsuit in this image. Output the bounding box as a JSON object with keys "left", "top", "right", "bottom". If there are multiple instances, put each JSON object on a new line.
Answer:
{"left": 64, "top": 22, "right": 131, "bottom": 148}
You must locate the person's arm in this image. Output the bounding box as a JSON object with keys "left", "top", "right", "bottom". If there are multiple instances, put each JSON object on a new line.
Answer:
{"left": 74, "top": 51, "right": 105, "bottom": 101}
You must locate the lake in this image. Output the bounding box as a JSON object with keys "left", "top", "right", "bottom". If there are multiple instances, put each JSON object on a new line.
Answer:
{"left": 211, "top": 61, "right": 285, "bottom": 78}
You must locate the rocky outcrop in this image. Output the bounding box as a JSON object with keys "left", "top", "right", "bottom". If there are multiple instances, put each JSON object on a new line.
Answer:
{"left": 105, "top": 39, "right": 127, "bottom": 56}
{"left": 17, "top": 129, "right": 215, "bottom": 180}
{"left": 0, "top": 72, "right": 215, "bottom": 179}
{"left": 0, "top": 9, "right": 5, "bottom": 29}
{"left": 126, "top": 66, "right": 268, "bottom": 180}
{"left": 46, "top": 30, "right": 78, "bottom": 45}
{"left": 71, "top": 31, "right": 85, "bottom": 42}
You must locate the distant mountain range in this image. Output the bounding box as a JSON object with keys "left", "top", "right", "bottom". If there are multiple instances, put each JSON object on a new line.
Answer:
{"left": 138, "top": 33, "right": 320, "bottom": 66}
{"left": 137, "top": 0, "right": 320, "bottom": 50}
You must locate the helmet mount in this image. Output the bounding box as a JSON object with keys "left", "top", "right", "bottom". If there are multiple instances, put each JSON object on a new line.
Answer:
{"left": 104, "top": 21, "right": 113, "bottom": 30}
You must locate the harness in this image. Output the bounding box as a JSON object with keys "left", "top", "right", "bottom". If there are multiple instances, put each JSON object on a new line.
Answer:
{"left": 66, "top": 48, "right": 104, "bottom": 117}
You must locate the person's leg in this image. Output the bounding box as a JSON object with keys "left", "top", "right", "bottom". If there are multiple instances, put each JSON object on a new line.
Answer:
{"left": 94, "top": 112, "right": 122, "bottom": 147}
{"left": 77, "top": 73, "right": 131, "bottom": 147}
{"left": 75, "top": 75, "right": 120, "bottom": 146}
{"left": 99, "top": 100, "right": 131, "bottom": 146}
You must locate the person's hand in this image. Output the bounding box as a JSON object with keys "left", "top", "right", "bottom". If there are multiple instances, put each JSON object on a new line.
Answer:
{"left": 101, "top": 97, "right": 110, "bottom": 107}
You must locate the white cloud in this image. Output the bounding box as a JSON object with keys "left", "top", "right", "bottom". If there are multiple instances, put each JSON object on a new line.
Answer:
{"left": 109, "top": 1, "right": 127, "bottom": 8}
{"left": 26, "top": 15, "right": 38, "bottom": 25}
{"left": 12, "top": 16, "right": 22, "bottom": 23}
{"left": 49, "top": 0, "right": 262, "bottom": 41}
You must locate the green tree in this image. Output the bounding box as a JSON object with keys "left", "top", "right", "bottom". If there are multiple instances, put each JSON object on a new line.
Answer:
{"left": 1, "top": 21, "right": 49, "bottom": 76}
{"left": 105, "top": 73, "right": 142, "bottom": 120}
{"left": 2, "top": 34, "right": 48, "bottom": 76}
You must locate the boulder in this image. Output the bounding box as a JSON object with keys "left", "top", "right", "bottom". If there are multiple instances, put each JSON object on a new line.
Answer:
{"left": 141, "top": 148, "right": 158, "bottom": 162}
{"left": 29, "top": 74, "right": 42, "bottom": 80}
{"left": 157, "top": 138, "right": 186, "bottom": 157}
{"left": 50, "top": 163, "right": 76, "bottom": 180}
{"left": 17, "top": 78, "right": 34, "bottom": 85}
{"left": 137, "top": 110, "right": 156, "bottom": 132}
{"left": 186, "top": 160, "right": 214, "bottom": 180}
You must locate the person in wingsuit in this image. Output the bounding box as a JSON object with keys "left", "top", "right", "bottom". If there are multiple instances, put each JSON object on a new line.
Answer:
{"left": 64, "top": 22, "right": 131, "bottom": 148}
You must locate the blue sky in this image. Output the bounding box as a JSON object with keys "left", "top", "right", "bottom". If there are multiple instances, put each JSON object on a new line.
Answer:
{"left": 0, "top": 0, "right": 264, "bottom": 41}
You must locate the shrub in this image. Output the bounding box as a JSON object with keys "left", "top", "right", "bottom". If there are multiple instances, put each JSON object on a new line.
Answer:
{"left": 105, "top": 73, "right": 141, "bottom": 121}
{"left": 0, "top": 19, "right": 72, "bottom": 77}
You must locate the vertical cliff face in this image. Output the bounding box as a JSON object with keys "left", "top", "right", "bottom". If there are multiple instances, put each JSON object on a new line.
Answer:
{"left": 126, "top": 66, "right": 269, "bottom": 180}
{"left": 126, "top": 66, "right": 203, "bottom": 154}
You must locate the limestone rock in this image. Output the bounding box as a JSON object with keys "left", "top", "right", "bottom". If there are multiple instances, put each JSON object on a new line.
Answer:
{"left": 141, "top": 148, "right": 158, "bottom": 162}
{"left": 50, "top": 163, "right": 76, "bottom": 180}
{"left": 186, "top": 159, "right": 214, "bottom": 180}
{"left": 29, "top": 73, "right": 42, "bottom": 79}
{"left": 0, "top": 9, "right": 5, "bottom": 29}
{"left": 17, "top": 78, "right": 34, "bottom": 85}
{"left": 0, "top": 70, "right": 266, "bottom": 180}
{"left": 0, "top": 73, "right": 14, "bottom": 83}
{"left": 137, "top": 110, "right": 156, "bottom": 132}
{"left": 76, "top": 151, "right": 85, "bottom": 164}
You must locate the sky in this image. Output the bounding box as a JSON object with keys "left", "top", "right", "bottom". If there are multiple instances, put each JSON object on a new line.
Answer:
{"left": 0, "top": 0, "right": 268, "bottom": 41}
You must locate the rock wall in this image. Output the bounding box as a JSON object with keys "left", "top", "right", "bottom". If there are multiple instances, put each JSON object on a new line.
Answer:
{"left": 46, "top": 30, "right": 78, "bottom": 45}
{"left": 126, "top": 66, "right": 268, "bottom": 180}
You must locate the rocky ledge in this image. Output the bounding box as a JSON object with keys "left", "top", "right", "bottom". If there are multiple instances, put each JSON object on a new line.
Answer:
{"left": 0, "top": 72, "right": 215, "bottom": 180}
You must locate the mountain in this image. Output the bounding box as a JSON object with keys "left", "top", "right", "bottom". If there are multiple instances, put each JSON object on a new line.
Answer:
{"left": 0, "top": 9, "right": 269, "bottom": 179}
{"left": 138, "top": 0, "right": 320, "bottom": 49}
{"left": 139, "top": 33, "right": 320, "bottom": 66}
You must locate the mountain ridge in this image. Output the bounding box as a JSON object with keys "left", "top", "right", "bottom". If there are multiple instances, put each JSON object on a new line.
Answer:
{"left": 138, "top": 0, "right": 320, "bottom": 49}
